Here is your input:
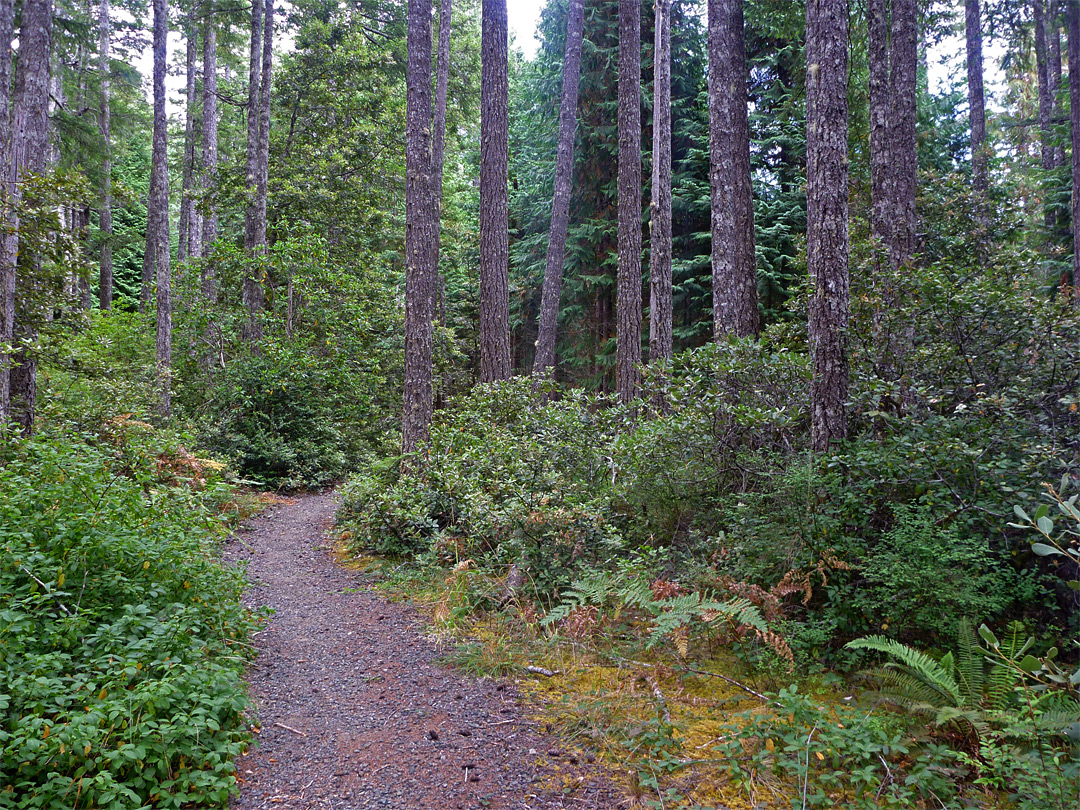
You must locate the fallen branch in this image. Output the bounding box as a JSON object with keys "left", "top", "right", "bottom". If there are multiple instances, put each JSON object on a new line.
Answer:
{"left": 679, "top": 666, "right": 778, "bottom": 706}
{"left": 21, "top": 565, "right": 72, "bottom": 616}
{"left": 644, "top": 675, "right": 672, "bottom": 724}
{"left": 273, "top": 722, "right": 307, "bottom": 737}
{"left": 525, "top": 665, "right": 559, "bottom": 677}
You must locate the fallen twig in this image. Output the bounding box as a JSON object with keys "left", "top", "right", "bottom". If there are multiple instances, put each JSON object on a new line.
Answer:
{"left": 679, "top": 666, "right": 778, "bottom": 706}
{"left": 273, "top": 721, "right": 307, "bottom": 737}
{"left": 525, "top": 665, "right": 559, "bottom": 677}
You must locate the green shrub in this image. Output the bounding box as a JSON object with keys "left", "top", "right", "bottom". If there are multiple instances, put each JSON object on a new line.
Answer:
{"left": 714, "top": 685, "right": 962, "bottom": 809}
{"left": 0, "top": 431, "right": 257, "bottom": 808}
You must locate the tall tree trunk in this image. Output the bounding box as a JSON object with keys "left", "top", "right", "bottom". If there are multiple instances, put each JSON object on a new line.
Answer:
{"left": 178, "top": 12, "right": 200, "bottom": 263}
{"left": 649, "top": 0, "right": 672, "bottom": 363}
{"left": 534, "top": 0, "right": 585, "bottom": 375}
{"left": 807, "top": 0, "right": 850, "bottom": 452}
{"left": 479, "top": 0, "right": 510, "bottom": 382}
{"left": 432, "top": 0, "right": 452, "bottom": 326}
{"left": 253, "top": 0, "right": 272, "bottom": 251}
{"left": 889, "top": 0, "right": 917, "bottom": 273}
{"left": 98, "top": 0, "right": 113, "bottom": 309}
{"left": 1068, "top": 0, "right": 1080, "bottom": 302}
{"left": 8, "top": 0, "right": 52, "bottom": 434}
{"left": 966, "top": 0, "right": 988, "bottom": 195}
{"left": 1036, "top": 0, "right": 1057, "bottom": 231}
{"left": 242, "top": 0, "right": 273, "bottom": 342}
{"left": 0, "top": 0, "right": 15, "bottom": 420}
{"left": 402, "top": 0, "right": 437, "bottom": 453}
{"left": 1051, "top": 1, "right": 1065, "bottom": 169}
{"left": 201, "top": 17, "right": 218, "bottom": 297}
{"left": 615, "top": 0, "right": 642, "bottom": 404}
{"left": 151, "top": 0, "right": 171, "bottom": 416}
{"left": 709, "top": 0, "right": 758, "bottom": 339}
{"left": 241, "top": 0, "right": 264, "bottom": 338}
{"left": 868, "top": 0, "right": 917, "bottom": 373}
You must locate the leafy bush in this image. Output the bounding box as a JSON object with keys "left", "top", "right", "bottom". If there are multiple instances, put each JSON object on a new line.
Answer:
{"left": 0, "top": 430, "right": 257, "bottom": 808}
{"left": 714, "top": 685, "right": 962, "bottom": 809}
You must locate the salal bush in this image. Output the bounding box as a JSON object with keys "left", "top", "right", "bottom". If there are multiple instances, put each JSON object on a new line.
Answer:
{"left": 0, "top": 430, "right": 257, "bottom": 809}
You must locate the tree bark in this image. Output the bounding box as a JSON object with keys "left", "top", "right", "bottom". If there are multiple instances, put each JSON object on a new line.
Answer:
{"left": 98, "top": 0, "right": 113, "bottom": 308}
{"left": 201, "top": 16, "right": 218, "bottom": 297}
{"left": 648, "top": 0, "right": 672, "bottom": 364}
{"left": 534, "top": 0, "right": 585, "bottom": 376}
{"left": 1068, "top": 0, "right": 1080, "bottom": 303}
{"left": 868, "top": 0, "right": 917, "bottom": 372}
{"left": 432, "top": 0, "right": 452, "bottom": 325}
{"left": 709, "top": 0, "right": 758, "bottom": 340}
{"left": 616, "top": 0, "right": 642, "bottom": 404}
{"left": 178, "top": 13, "right": 200, "bottom": 263}
{"left": 151, "top": 0, "right": 171, "bottom": 416}
{"left": 965, "top": 0, "right": 988, "bottom": 195}
{"left": 242, "top": 0, "right": 273, "bottom": 341}
{"left": 1036, "top": 0, "right": 1057, "bottom": 231}
{"left": 1051, "top": 1, "right": 1065, "bottom": 169}
{"left": 0, "top": 0, "right": 15, "bottom": 420}
{"left": 806, "top": 0, "right": 850, "bottom": 452}
{"left": 479, "top": 0, "right": 511, "bottom": 382}
{"left": 402, "top": 0, "right": 438, "bottom": 453}
{"left": 241, "top": 0, "right": 264, "bottom": 339}
{"left": 8, "top": 0, "right": 52, "bottom": 434}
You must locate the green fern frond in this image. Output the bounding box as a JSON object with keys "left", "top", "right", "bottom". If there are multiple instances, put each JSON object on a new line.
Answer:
{"left": 847, "top": 636, "right": 962, "bottom": 707}
{"left": 954, "top": 618, "right": 984, "bottom": 706}
{"left": 646, "top": 594, "right": 765, "bottom": 648}
{"left": 875, "top": 669, "right": 958, "bottom": 710}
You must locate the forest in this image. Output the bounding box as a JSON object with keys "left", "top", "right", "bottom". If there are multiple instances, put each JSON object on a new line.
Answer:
{"left": 0, "top": 0, "right": 1078, "bottom": 807}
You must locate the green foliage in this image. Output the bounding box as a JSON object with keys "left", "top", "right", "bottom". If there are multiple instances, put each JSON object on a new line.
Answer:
{"left": 173, "top": 231, "right": 402, "bottom": 488}
{"left": 714, "top": 685, "right": 963, "bottom": 809}
{"left": 0, "top": 429, "right": 257, "bottom": 808}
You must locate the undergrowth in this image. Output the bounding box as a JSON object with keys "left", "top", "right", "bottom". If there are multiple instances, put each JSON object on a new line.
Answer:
{"left": 0, "top": 425, "right": 261, "bottom": 809}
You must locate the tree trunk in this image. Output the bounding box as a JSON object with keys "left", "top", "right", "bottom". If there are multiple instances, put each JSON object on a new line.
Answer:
{"left": 151, "top": 0, "right": 171, "bottom": 416}
{"left": 534, "top": 0, "right": 585, "bottom": 375}
{"left": 1068, "top": 0, "right": 1080, "bottom": 302}
{"left": 201, "top": 16, "right": 218, "bottom": 297}
{"left": 616, "top": 0, "right": 642, "bottom": 404}
{"left": 178, "top": 14, "right": 200, "bottom": 263}
{"left": 432, "top": 0, "right": 452, "bottom": 326}
{"left": 479, "top": 0, "right": 510, "bottom": 382}
{"left": 242, "top": 0, "right": 273, "bottom": 342}
{"left": 1036, "top": 0, "right": 1057, "bottom": 231}
{"left": 1051, "top": 2, "right": 1065, "bottom": 169}
{"left": 241, "top": 0, "right": 264, "bottom": 339}
{"left": 402, "top": 0, "right": 437, "bottom": 453}
{"left": 0, "top": 0, "right": 15, "bottom": 420}
{"left": 98, "top": 0, "right": 113, "bottom": 309}
{"left": 709, "top": 0, "right": 758, "bottom": 339}
{"left": 649, "top": 0, "right": 672, "bottom": 364}
{"left": 8, "top": 0, "right": 52, "bottom": 434}
{"left": 965, "top": 0, "right": 988, "bottom": 195}
{"left": 868, "top": 0, "right": 917, "bottom": 373}
{"left": 806, "top": 0, "right": 850, "bottom": 452}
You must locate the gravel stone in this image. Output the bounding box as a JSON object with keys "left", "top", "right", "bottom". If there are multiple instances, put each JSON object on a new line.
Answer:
{"left": 225, "top": 492, "right": 621, "bottom": 810}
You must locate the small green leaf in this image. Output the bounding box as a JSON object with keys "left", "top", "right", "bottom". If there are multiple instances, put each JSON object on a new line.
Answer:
{"left": 1031, "top": 543, "right": 1062, "bottom": 557}
{"left": 1034, "top": 504, "right": 1050, "bottom": 520}
{"left": 1012, "top": 505, "right": 1030, "bottom": 522}
{"left": 978, "top": 624, "right": 999, "bottom": 647}
{"left": 1036, "top": 515, "right": 1054, "bottom": 534}
{"left": 1018, "top": 655, "right": 1042, "bottom": 673}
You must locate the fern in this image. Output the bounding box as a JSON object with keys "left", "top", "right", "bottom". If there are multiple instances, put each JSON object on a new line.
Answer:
{"left": 847, "top": 635, "right": 963, "bottom": 711}
{"left": 541, "top": 569, "right": 652, "bottom": 626}
{"left": 954, "top": 618, "right": 985, "bottom": 706}
{"left": 645, "top": 593, "right": 765, "bottom": 648}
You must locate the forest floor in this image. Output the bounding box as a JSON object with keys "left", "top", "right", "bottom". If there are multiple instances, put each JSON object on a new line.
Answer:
{"left": 223, "top": 492, "right": 622, "bottom": 810}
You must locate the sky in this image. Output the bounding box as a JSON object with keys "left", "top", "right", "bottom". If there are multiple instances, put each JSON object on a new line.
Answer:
{"left": 508, "top": 0, "right": 545, "bottom": 60}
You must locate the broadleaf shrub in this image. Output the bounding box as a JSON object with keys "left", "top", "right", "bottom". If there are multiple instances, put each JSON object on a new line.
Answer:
{"left": 0, "top": 430, "right": 257, "bottom": 808}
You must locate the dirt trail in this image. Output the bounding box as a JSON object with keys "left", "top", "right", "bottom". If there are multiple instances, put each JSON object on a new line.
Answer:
{"left": 225, "top": 492, "right": 618, "bottom": 810}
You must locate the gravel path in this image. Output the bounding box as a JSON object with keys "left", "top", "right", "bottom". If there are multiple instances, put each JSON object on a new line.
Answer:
{"left": 225, "top": 492, "right": 620, "bottom": 810}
